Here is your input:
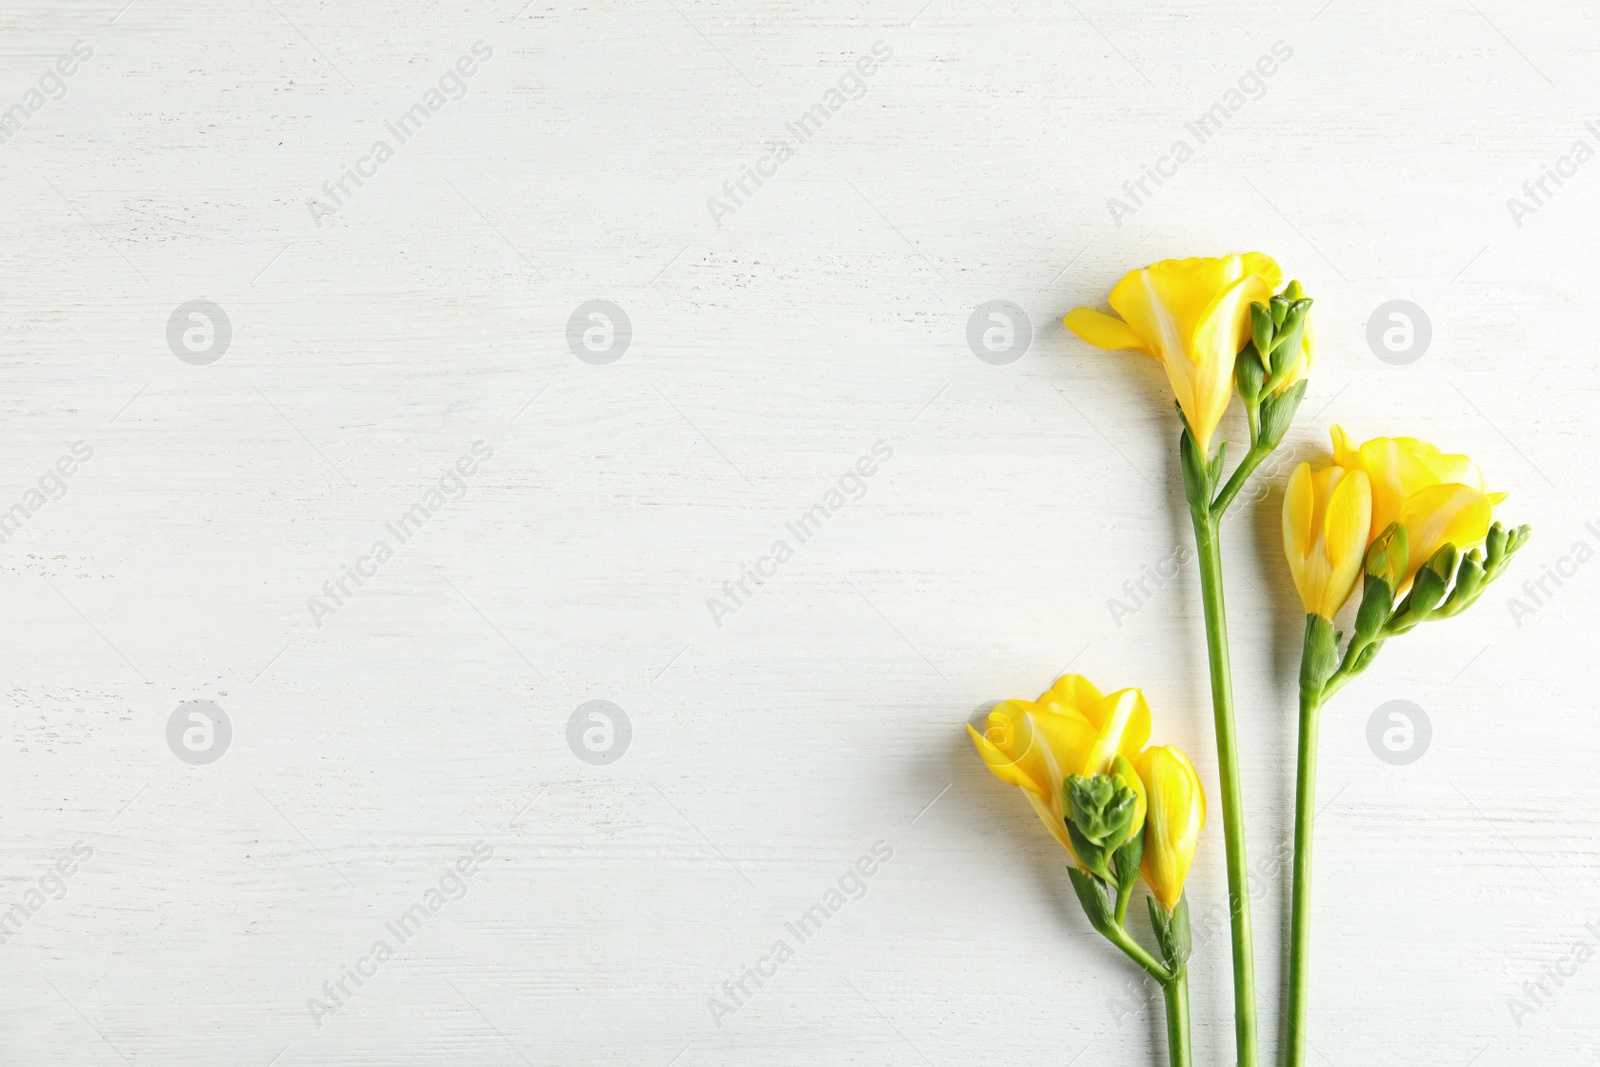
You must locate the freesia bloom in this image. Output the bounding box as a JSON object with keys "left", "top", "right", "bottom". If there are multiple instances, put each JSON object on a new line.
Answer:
{"left": 1064, "top": 254, "right": 1283, "bottom": 455}
{"left": 1136, "top": 745, "right": 1206, "bottom": 912}
{"left": 968, "top": 674, "right": 1150, "bottom": 859}
{"left": 1329, "top": 426, "right": 1504, "bottom": 585}
{"left": 1282, "top": 461, "right": 1372, "bottom": 618}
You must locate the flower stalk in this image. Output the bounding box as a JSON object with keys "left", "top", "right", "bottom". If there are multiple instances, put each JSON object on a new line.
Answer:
{"left": 1172, "top": 285, "right": 1311, "bottom": 1067}
{"left": 969, "top": 676, "right": 1204, "bottom": 1067}
{"left": 1182, "top": 448, "right": 1259, "bottom": 1067}
{"left": 1281, "top": 423, "right": 1530, "bottom": 1067}
{"left": 1073, "top": 258, "right": 1313, "bottom": 1067}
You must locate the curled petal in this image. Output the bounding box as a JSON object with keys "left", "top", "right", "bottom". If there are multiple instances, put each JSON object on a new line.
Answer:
{"left": 1063, "top": 308, "right": 1153, "bottom": 357}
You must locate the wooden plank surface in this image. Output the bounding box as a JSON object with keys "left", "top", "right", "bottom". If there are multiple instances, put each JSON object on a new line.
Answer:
{"left": 0, "top": 1, "right": 1594, "bottom": 1063}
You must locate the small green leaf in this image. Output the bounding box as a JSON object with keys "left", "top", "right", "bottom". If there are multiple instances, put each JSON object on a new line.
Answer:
{"left": 1178, "top": 424, "right": 1211, "bottom": 515}
{"left": 1353, "top": 572, "right": 1393, "bottom": 644}
{"left": 1146, "top": 893, "right": 1192, "bottom": 970}
{"left": 1113, "top": 827, "right": 1144, "bottom": 894}
{"left": 1363, "top": 523, "right": 1408, "bottom": 590}
{"left": 1300, "top": 612, "right": 1339, "bottom": 695}
{"left": 1259, "top": 379, "right": 1308, "bottom": 447}
{"left": 1249, "top": 304, "right": 1274, "bottom": 367}
{"left": 1067, "top": 867, "right": 1114, "bottom": 936}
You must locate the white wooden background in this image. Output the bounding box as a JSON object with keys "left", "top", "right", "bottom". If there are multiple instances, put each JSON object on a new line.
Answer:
{"left": 1, "top": 1, "right": 1595, "bottom": 1063}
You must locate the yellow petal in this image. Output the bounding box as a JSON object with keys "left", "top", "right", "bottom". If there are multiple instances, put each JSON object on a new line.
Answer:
{"left": 1036, "top": 673, "right": 1104, "bottom": 719}
{"left": 1330, "top": 424, "right": 1359, "bottom": 469}
{"left": 1024, "top": 788, "right": 1078, "bottom": 857}
{"left": 1318, "top": 468, "right": 1371, "bottom": 617}
{"left": 1107, "top": 255, "right": 1281, "bottom": 360}
{"left": 1399, "top": 482, "right": 1493, "bottom": 580}
{"left": 1282, "top": 462, "right": 1316, "bottom": 613}
{"left": 1063, "top": 308, "right": 1153, "bottom": 357}
{"left": 1079, "top": 688, "right": 1152, "bottom": 777}
{"left": 1137, "top": 745, "right": 1206, "bottom": 911}
{"left": 1171, "top": 270, "right": 1274, "bottom": 454}
{"left": 967, "top": 722, "right": 1042, "bottom": 795}
{"left": 1357, "top": 436, "right": 1440, "bottom": 543}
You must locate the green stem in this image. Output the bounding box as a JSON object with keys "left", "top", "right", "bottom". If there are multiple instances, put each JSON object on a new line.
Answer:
{"left": 1104, "top": 921, "right": 1172, "bottom": 984}
{"left": 1164, "top": 970, "right": 1192, "bottom": 1067}
{"left": 1286, "top": 680, "right": 1321, "bottom": 1067}
{"left": 1189, "top": 510, "right": 1259, "bottom": 1067}
{"left": 1115, "top": 873, "right": 1135, "bottom": 927}
{"left": 1211, "top": 442, "right": 1269, "bottom": 516}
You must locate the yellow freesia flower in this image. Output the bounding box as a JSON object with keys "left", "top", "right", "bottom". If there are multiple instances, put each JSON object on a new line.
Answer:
{"left": 1064, "top": 253, "right": 1283, "bottom": 455}
{"left": 968, "top": 674, "right": 1150, "bottom": 858}
{"left": 1282, "top": 460, "right": 1372, "bottom": 618}
{"left": 1137, "top": 745, "right": 1206, "bottom": 912}
{"left": 1329, "top": 426, "right": 1505, "bottom": 585}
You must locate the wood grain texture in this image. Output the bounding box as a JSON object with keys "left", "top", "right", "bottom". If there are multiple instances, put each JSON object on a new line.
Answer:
{"left": 1, "top": 0, "right": 1595, "bottom": 1063}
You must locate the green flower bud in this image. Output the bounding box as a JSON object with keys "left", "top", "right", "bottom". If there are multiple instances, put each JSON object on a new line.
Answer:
{"left": 1250, "top": 303, "right": 1275, "bottom": 366}
{"left": 1237, "top": 344, "right": 1266, "bottom": 405}
{"left": 1353, "top": 573, "right": 1393, "bottom": 643}
{"left": 1405, "top": 543, "right": 1458, "bottom": 619}
{"left": 1363, "top": 522, "right": 1409, "bottom": 591}
{"left": 1259, "top": 379, "right": 1307, "bottom": 447}
{"left": 1066, "top": 773, "right": 1139, "bottom": 850}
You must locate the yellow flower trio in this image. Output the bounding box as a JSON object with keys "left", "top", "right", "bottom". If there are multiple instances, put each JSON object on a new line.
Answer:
{"left": 973, "top": 251, "right": 1507, "bottom": 911}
